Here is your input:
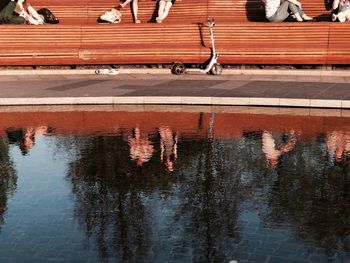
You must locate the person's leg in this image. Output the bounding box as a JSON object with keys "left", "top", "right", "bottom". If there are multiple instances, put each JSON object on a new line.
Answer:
{"left": 157, "top": 0, "right": 166, "bottom": 23}
{"left": 294, "top": 5, "right": 305, "bottom": 16}
{"left": 132, "top": 0, "right": 140, "bottom": 23}
{"left": 28, "top": 5, "right": 44, "bottom": 23}
{"left": 119, "top": 0, "right": 133, "bottom": 8}
{"left": 160, "top": 1, "right": 172, "bottom": 20}
{"left": 8, "top": 15, "right": 25, "bottom": 24}
{"left": 287, "top": 2, "right": 304, "bottom": 21}
{"left": 333, "top": 0, "right": 340, "bottom": 10}
{"left": 292, "top": 4, "right": 313, "bottom": 20}
{"left": 268, "top": 1, "right": 290, "bottom": 22}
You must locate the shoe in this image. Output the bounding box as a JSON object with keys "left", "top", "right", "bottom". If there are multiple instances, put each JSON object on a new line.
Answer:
{"left": 95, "top": 69, "right": 119, "bottom": 75}
{"left": 332, "top": 13, "right": 337, "bottom": 21}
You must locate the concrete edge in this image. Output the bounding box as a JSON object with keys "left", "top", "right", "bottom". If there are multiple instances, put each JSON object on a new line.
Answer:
{"left": 0, "top": 96, "right": 349, "bottom": 109}
{"left": 0, "top": 68, "right": 349, "bottom": 77}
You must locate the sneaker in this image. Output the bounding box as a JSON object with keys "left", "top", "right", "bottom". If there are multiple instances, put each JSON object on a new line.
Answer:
{"left": 332, "top": 13, "right": 338, "bottom": 21}
{"left": 95, "top": 69, "right": 119, "bottom": 75}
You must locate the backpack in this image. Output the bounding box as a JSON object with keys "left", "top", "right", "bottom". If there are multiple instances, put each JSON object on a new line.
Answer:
{"left": 97, "top": 8, "right": 122, "bottom": 24}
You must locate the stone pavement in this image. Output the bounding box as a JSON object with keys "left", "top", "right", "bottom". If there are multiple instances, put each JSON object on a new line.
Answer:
{"left": 1, "top": 71, "right": 350, "bottom": 108}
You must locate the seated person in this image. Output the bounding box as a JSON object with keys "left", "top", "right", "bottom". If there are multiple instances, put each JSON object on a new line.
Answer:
{"left": 118, "top": 0, "right": 140, "bottom": 23}
{"left": 156, "top": 0, "right": 174, "bottom": 23}
{"left": 263, "top": 0, "right": 314, "bottom": 22}
{"left": 332, "top": 0, "right": 350, "bottom": 21}
{"left": 0, "top": 0, "right": 25, "bottom": 24}
{"left": 15, "top": 0, "right": 44, "bottom": 24}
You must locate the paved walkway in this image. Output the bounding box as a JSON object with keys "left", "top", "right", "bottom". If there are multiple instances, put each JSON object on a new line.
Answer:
{"left": 1, "top": 70, "right": 350, "bottom": 108}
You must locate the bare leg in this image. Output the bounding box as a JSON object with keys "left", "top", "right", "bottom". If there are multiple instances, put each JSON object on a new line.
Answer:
{"left": 160, "top": 1, "right": 172, "bottom": 20}
{"left": 157, "top": 0, "right": 166, "bottom": 23}
{"left": 294, "top": 12, "right": 304, "bottom": 21}
{"left": 288, "top": 2, "right": 311, "bottom": 21}
{"left": 119, "top": 0, "right": 132, "bottom": 8}
{"left": 27, "top": 5, "right": 44, "bottom": 24}
{"left": 132, "top": 0, "right": 140, "bottom": 23}
{"left": 333, "top": 0, "right": 340, "bottom": 10}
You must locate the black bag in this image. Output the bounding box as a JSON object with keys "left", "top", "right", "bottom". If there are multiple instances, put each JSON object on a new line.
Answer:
{"left": 37, "top": 8, "right": 59, "bottom": 24}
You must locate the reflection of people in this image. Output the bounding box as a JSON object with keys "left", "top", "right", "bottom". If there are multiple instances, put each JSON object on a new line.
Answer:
{"left": 262, "top": 130, "right": 297, "bottom": 168}
{"left": 327, "top": 131, "right": 350, "bottom": 161}
{"left": 6, "top": 126, "right": 50, "bottom": 155}
{"left": 128, "top": 127, "right": 154, "bottom": 166}
{"left": 159, "top": 126, "right": 177, "bottom": 172}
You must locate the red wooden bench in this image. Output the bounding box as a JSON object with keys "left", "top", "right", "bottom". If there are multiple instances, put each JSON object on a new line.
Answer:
{"left": 0, "top": 0, "right": 347, "bottom": 66}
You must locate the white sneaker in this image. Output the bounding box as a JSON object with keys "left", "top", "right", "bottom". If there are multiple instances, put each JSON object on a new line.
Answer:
{"left": 332, "top": 13, "right": 338, "bottom": 21}
{"left": 95, "top": 69, "right": 119, "bottom": 75}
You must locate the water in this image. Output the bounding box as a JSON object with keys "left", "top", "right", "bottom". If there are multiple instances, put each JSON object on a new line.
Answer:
{"left": 0, "top": 108, "right": 349, "bottom": 262}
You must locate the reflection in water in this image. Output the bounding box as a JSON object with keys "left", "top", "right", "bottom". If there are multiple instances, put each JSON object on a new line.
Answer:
{"left": 128, "top": 127, "right": 154, "bottom": 167}
{"left": 67, "top": 134, "right": 176, "bottom": 261}
{"left": 0, "top": 111, "right": 350, "bottom": 262}
{"left": 264, "top": 133, "right": 350, "bottom": 256}
{"left": 7, "top": 126, "right": 51, "bottom": 155}
{"left": 174, "top": 138, "right": 245, "bottom": 262}
{"left": 159, "top": 126, "right": 177, "bottom": 172}
{"left": 262, "top": 130, "right": 297, "bottom": 168}
{"left": 0, "top": 137, "right": 16, "bottom": 230}
{"left": 327, "top": 131, "right": 350, "bottom": 163}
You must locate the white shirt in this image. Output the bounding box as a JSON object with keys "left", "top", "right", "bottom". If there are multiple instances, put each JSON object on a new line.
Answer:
{"left": 265, "top": 0, "right": 281, "bottom": 18}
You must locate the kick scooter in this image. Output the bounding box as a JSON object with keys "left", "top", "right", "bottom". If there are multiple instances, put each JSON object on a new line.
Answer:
{"left": 171, "top": 18, "right": 223, "bottom": 75}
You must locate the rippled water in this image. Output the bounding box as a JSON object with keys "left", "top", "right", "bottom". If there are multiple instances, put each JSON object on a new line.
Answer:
{"left": 0, "top": 109, "right": 349, "bottom": 262}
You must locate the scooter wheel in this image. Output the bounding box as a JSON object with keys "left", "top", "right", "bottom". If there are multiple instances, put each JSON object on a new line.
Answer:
{"left": 210, "top": 63, "right": 223, "bottom": 75}
{"left": 171, "top": 62, "right": 186, "bottom": 75}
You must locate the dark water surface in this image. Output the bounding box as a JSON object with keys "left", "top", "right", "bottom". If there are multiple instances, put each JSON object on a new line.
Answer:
{"left": 0, "top": 109, "right": 349, "bottom": 262}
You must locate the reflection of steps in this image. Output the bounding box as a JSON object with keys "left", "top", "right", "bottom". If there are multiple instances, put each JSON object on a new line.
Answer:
{"left": 0, "top": 110, "right": 349, "bottom": 140}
